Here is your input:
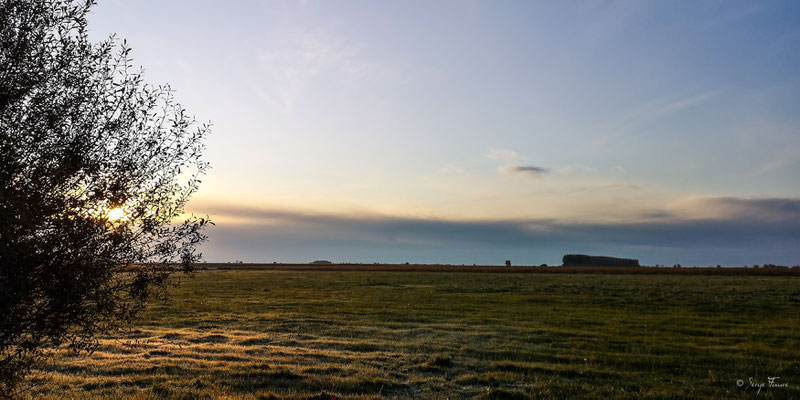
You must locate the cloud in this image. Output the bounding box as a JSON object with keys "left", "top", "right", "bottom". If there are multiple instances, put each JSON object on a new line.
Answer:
{"left": 566, "top": 183, "right": 640, "bottom": 194}
{"left": 499, "top": 165, "right": 549, "bottom": 177}
{"left": 573, "top": 90, "right": 722, "bottom": 156}
{"left": 754, "top": 142, "right": 800, "bottom": 175}
{"left": 254, "top": 27, "right": 397, "bottom": 112}
{"left": 483, "top": 148, "right": 520, "bottom": 161}
{"left": 435, "top": 163, "right": 463, "bottom": 175}
{"left": 553, "top": 164, "right": 597, "bottom": 176}
{"left": 193, "top": 197, "right": 800, "bottom": 265}
{"left": 669, "top": 196, "right": 800, "bottom": 221}
{"left": 656, "top": 91, "right": 719, "bottom": 114}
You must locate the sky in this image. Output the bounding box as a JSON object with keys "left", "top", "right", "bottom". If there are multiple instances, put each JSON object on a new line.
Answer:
{"left": 88, "top": 1, "right": 800, "bottom": 266}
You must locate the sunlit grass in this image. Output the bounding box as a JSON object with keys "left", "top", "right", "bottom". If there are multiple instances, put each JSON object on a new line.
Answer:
{"left": 28, "top": 271, "right": 800, "bottom": 399}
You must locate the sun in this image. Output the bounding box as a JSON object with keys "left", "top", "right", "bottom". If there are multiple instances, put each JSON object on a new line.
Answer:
{"left": 107, "top": 207, "right": 126, "bottom": 221}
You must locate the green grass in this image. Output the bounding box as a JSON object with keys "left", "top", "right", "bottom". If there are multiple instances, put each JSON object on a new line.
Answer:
{"left": 29, "top": 270, "right": 800, "bottom": 399}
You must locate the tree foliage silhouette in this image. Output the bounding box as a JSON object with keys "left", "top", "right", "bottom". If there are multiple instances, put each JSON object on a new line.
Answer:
{"left": 0, "top": 0, "right": 210, "bottom": 394}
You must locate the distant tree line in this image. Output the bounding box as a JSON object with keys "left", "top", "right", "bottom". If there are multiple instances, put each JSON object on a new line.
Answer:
{"left": 562, "top": 254, "right": 640, "bottom": 267}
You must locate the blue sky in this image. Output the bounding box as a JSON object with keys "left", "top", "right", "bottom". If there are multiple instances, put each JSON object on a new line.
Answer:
{"left": 89, "top": 1, "right": 800, "bottom": 265}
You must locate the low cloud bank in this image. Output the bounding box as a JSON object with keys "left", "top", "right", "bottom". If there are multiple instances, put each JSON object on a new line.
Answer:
{"left": 194, "top": 197, "right": 800, "bottom": 266}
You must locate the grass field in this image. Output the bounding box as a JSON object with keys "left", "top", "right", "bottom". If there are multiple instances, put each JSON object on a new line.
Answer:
{"left": 28, "top": 270, "right": 800, "bottom": 399}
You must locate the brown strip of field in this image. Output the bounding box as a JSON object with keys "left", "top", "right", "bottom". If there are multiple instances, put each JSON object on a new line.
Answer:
{"left": 200, "top": 263, "right": 800, "bottom": 276}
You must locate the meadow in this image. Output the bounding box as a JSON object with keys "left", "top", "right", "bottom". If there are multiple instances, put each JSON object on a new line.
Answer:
{"left": 28, "top": 269, "right": 800, "bottom": 399}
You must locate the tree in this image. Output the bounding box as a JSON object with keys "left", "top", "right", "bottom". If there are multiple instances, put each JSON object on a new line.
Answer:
{"left": 0, "top": 0, "right": 210, "bottom": 394}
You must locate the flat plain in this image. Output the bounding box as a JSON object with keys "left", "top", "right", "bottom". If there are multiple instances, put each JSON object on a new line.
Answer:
{"left": 28, "top": 269, "right": 800, "bottom": 399}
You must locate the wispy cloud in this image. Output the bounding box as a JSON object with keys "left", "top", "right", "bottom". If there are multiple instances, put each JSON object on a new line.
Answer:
{"left": 499, "top": 165, "right": 549, "bottom": 177}
{"left": 553, "top": 164, "right": 597, "bottom": 176}
{"left": 435, "top": 163, "right": 463, "bottom": 175}
{"left": 483, "top": 148, "right": 520, "bottom": 161}
{"left": 656, "top": 90, "right": 720, "bottom": 114}
{"left": 574, "top": 90, "right": 721, "bottom": 155}
{"left": 754, "top": 142, "right": 800, "bottom": 175}
{"left": 566, "top": 183, "right": 640, "bottom": 194}
{"left": 254, "top": 27, "right": 397, "bottom": 112}
{"left": 255, "top": 30, "right": 355, "bottom": 111}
